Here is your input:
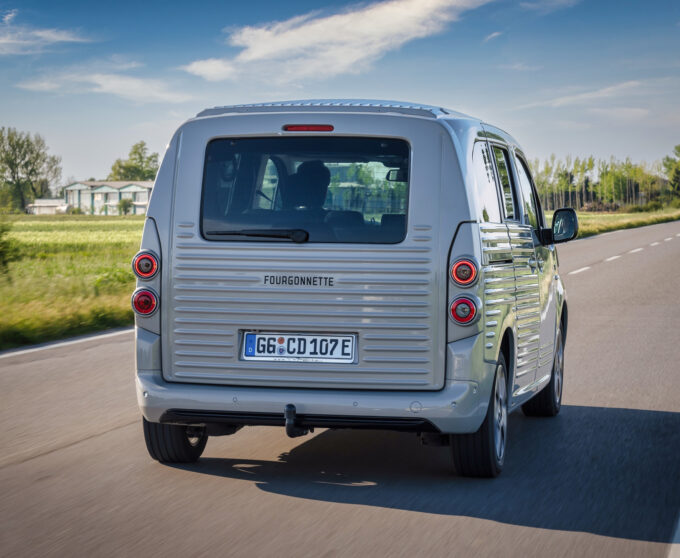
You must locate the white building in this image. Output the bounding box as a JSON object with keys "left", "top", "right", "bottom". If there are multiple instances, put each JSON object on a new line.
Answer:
{"left": 26, "top": 198, "right": 69, "bottom": 215}
{"left": 63, "top": 181, "right": 154, "bottom": 215}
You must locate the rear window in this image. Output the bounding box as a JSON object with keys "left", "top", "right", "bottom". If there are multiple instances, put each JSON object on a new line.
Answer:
{"left": 201, "top": 137, "right": 409, "bottom": 243}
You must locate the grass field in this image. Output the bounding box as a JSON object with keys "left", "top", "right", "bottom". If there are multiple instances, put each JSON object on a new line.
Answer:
{"left": 0, "top": 215, "right": 144, "bottom": 350}
{"left": 1, "top": 208, "right": 679, "bottom": 350}
{"left": 566, "top": 208, "right": 680, "bottom": 237}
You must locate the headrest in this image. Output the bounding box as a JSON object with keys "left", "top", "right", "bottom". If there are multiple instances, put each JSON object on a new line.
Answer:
{"left": 284, "top": 160, "right": 331, "bottom": 209}
{"left": 297, "top": 160, "right": 330, "bottom": 189}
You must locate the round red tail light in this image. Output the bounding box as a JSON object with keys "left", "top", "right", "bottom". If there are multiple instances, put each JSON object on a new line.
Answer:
{"left": 133, "top": 251, "right": 159, "bottom": 279}
{"left": 132, "top": 289, "right": 158, "bottom": 316}
{"left": 451, "top": 259, "right": 477, "bottom": 286}
{"left": 450, "top": 297, "right": 477, "bottom": 325}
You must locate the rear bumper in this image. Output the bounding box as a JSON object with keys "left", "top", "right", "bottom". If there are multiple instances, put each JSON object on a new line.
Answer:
{"left": 136, "top": 334, "right": 496, "bottom": 434}
{"left": 160, "top": 408, "right": 439, "bottom": 433}
{"left": 138, "top": 374, "right": 489, "bottom": 434}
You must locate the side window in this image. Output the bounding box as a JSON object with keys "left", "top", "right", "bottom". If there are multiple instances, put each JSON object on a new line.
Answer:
{"left": 252, "top": 158, "right": 279, "bottom": 210}
{"left": 514, "top": 156, "right": 540, "bottom": 230}
{"left": 203, "top": 153, "right": 239, "bottom": 220}
{"left": 472, "top": 142, "right": 502, "bottom": 222}
{"left": 491, "top": 145, "right": 516, "bottom": 220}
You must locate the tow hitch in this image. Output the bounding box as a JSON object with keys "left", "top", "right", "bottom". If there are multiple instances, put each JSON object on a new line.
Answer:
{"left": 284, "top": 404, "right": 310, "bottom": 438}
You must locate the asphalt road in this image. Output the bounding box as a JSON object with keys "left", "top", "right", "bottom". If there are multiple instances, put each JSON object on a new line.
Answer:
{"left": 1, "top": 221, "right": 679, "bottom": 558}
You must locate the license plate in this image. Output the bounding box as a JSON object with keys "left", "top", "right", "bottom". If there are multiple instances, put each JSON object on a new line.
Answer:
{"left": 242, "top": 333, "right": 356, "bottom": 363}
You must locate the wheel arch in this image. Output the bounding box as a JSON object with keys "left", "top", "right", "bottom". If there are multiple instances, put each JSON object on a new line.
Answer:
{"left": 560, "top": 301, "right": 568, "bottom": 344}
{"left": 499, "top": 327, "right": 515, "bottom": 394}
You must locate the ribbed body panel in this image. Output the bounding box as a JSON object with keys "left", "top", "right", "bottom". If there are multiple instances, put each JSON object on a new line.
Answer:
{"left": 163, "top": 226, "right": 443, "bottom": 390}
{"left": 507, "top": 224, "right": 541, "bottom": 379}
{"left": 479, "top": 224, "right": 514, "bottom": 361}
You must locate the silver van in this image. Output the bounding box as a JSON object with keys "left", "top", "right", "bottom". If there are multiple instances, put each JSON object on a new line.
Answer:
{"left": 133, "top": 100, "right": 578, "bottom": 477}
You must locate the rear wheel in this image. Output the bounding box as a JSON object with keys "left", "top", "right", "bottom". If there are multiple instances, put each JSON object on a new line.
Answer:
{"left": 450, "top": 356, "right": 508, "bottom": 477}
{"left": 522, "top": 327, "right": 564, "bottom": 417}
{"left": 143, "top": 418, "right": 208, "bottom": 463}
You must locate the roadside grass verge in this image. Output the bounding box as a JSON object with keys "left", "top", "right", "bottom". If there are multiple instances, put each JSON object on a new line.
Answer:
{"left": 0, "top": 215, "right": 143, "bottom": 350}
{"left": 575, "top": 208, "right": 680, "bottom": 237}
{"left": 1, "top": 209, "right": 679, "bottom": 351}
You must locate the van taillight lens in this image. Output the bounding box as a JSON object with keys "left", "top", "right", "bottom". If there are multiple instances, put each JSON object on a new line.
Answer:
{"left": 133, "top": 252, "right": 158, "bottom": 279}
{"left": 451, "top": 259, "right": 477, "bottom": 286}
{"left": 132, "top": 289, "right": 158, "bottom": 316}
{"left": 451, "top": 297, "right": 477, "bottom": 324}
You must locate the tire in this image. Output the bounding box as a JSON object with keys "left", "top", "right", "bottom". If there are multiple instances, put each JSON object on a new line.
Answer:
{"left": 522, "top": 327, "right": 564, "bottom": 417}
{"left": 143, "top": 418, "right": 208, "bottom": 463}
{"left": 450, "top": 355, "right": 508, "bottom": 478}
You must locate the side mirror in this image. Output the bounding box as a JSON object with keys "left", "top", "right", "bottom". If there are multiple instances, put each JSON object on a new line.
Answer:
{"left": 552, "top": 208, "right": 579, "bottom": 244}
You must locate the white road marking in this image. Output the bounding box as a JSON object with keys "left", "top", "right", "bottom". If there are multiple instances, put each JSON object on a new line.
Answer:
{"left": 650, "top": 242, "right": 660, "bottom": 246}
{"left": 664, "top": 237, "right": 672, "bottom": 242}
{"left": 604, "top": 255, "right": 621, "bottom": 262}
{"left": 568, "top": 266, "right": 591, "bottom": 275}
{"left": 628, "top": 248, "right": 644, "bottom": 253}
{"left": 0, "top": 328, "right": 134, "bottom": 360}
{"left": 676, "top": 233, "right": 680, "bottom": 237}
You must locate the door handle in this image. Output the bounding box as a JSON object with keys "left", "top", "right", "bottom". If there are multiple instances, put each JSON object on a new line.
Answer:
{"left": 528, "top": 256, "right": 544, "bottom": 272}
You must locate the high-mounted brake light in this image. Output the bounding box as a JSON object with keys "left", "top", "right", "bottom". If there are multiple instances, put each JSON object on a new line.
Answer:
{"left": 132, "top": 288, "right": 158, "bottom": 316}
{"left": 132, "top": 251, "right": 159, "bottom": 279}
{"left": 450, "top": 297, "right": 477, "bottom": 325}
{"left": 283, "top": 124, "right": 334, "bottom": 132}
{"left": 451, "top": 259, "right": 477, "bottom": 286}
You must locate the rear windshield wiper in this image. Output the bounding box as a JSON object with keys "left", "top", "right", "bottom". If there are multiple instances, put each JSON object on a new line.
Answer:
{"left": 205, "top": 228, "right": 310, "bottom": 243}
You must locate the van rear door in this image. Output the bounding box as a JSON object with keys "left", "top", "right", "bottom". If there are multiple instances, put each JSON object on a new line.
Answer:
{"left": 162, "top": 114, "right": 462, "bottom": 391}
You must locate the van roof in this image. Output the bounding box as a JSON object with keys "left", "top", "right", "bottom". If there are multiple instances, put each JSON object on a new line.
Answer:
{"left": 196, "top": 99, "right": 476, "bottom": 121}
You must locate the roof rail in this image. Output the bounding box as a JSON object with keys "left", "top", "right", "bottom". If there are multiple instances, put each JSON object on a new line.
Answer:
{"left": 196, "top": 99, "right": 470, "bottom": 120}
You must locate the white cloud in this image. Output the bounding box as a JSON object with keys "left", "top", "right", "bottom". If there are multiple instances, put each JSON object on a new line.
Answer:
{"left": 17, "top": 77, "right": 61, "bottom": 91}
{"left": 483, "top": 31, "right": 502, "bottom": 42}
{"left": 499, "top": 62, "right": 542, "bottom": 71}
{"left": 105, "top": 55, "right": 143, "bottom": 71}
{"left": 182, "top": 0, "right": 493, "bottom": 83}
{"left": 518, "top": 80, "right": 643, "bottom": 109}
{"left": 0, "top": 9, "right": 90, "bottom": 55}
{"left": 183, "top": 58, "right": 236, "bottom": 82}
{"left": 3, "top": 9, "right": 17, "bottom": 24}
{"left": 519, "top": 0, "right": 581, "bottom": 13}
{"left": 588, "top": 107, "right": 650, "bottom": 121}
{"left": 553, "top": 119, "right": 591, "bottom": 131}
{"left": 18, "top": 63, "right": 192, "bottom": 104}
{"left": 87, "top": 74, "right": 192, "bottom": 103}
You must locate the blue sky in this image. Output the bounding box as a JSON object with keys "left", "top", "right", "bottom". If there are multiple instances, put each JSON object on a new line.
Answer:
{"left": 1, "top": 0, "right": 678, "bottom": 183}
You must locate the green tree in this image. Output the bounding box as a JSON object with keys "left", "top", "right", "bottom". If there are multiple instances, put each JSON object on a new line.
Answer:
{"left": 108, "top": 141, "right": 159, "bottom": 181}
{"left": 117, "top": 198, "right": 133, "bottom": 215}
{"left": 356, "top": 165, "right": 373, "bottom": 186}
{"left": 532, "top": 152, "right": 674, "bottom": 211}
{"left": 346, "top": 163, "right": 359, "bottom": 183}
{"left": 662, "top": 145, "right": 680, "bottom": 195}
{"left": 0, "top": 127, "right": 62, "bottom": 211}
{"left": 0, "top": 220, "right": 21, "bottom": 277}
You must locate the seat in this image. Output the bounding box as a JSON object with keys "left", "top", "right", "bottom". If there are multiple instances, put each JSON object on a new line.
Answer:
{"left": 381, "top": 213, "right": 406, "bottom": 230}
{"left": 324, "top": 210, "right": 364, "bottom": 228}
